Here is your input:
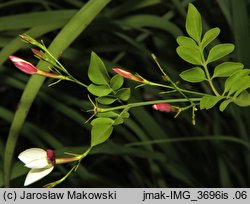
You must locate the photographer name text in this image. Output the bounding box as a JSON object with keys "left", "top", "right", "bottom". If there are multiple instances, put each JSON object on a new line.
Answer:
{"left": 18, "top": 190, "right": 117, "bottom": 200}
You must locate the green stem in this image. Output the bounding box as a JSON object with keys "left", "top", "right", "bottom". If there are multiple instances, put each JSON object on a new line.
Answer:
{"left": 80, "top": 147, "right": 92, "bottom": 160}
{"left": 179, "top": 87, "right": 207, "bottom": 96}
{"left": 44, "top": 147, "right": 92, "bottom": 188}
{"left": 98, "top": 98, "right": 201, "bottom": 112}
{"left": 203, "top": 63, "right": 220, "bottom": 96}
{"left": 74, "top": 147, "right": 92, "bottom": 171}
{"left": 44, "top": 164, "right": 77, "bottom": 188}
{"left": 74, "top": 78, "right": 88, "bottom": 88}
{"left": 43, "top": 46, "right": 71, "bottom": 76}
{"left": 199, "top": 46, "right": 220, "bottom": 96}
{"left": 148, "top": 81, "right": 172, "bottom": 89}
{"left": 149, "top": 82, "right": 206, "bottom": 96}
{"left": 42, "top": 46, "right": 89, "bottom": 90}
{"left": 64, "top": 77, "right": 87, "bottom": 88}
{"left": 151, "top": 54, "right": 197, "bottom": 104}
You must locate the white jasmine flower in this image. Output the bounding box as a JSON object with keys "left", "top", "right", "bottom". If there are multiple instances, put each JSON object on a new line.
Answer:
{"left": 18, "top": 148, "right": 55, "bottom": 186}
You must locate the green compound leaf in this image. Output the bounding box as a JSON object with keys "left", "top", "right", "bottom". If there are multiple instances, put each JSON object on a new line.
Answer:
{"left": 120, "top": 111, "right": 130, "bottom": 119}
{"left": 97, "top": 96, "right": 117, "bottom": 105}
{"left": 110, "top": 74, "right": 124, "bottom": 90}
{"left": 113, "top": 110, "right": 130, "bottom": 126}
{"left": 206, "top": 43, "right": 235, "bottom": 64}
{"left": 116, "top": 88, "right": 131, "bottom": 101}
{"left": 180, "top": 67, "right": 206, "bottom": 83}
{"left": 234, "top": 91, "right": 250, "bottom": 107}
{"left": 176, "top": 46, "right": 202, "bottom": 65}
{"left": 113, "top": 117, "right": 124, "bottom": 125}
{"left": 91, "top": 118, "right": 114, "bottom": 147}
{"left": 201, "top": 27, "right": 220, "bottom": 50}
{"left": 219, "top": 99, "right": 234, "bottom": 112}
{"left": 185, "top": 3, "right": 202, "bottom": 43}
{"left": 200, "top": 95, "right": 224, "bottom": 110}
{"left": 97, "top": 111, "right": 119, "bottom": 118}
{"left": 228, "top": 76, "right": 250, "bottom": 97}
{"left": 88, "top": 51, "right": 110, "bottom": 85}
{"left": 176, "top": 36, "right": 198, "bottom": 48}
{"left": 220, "top": 91, "right": 250, "bottom": 111}
{"left": 87, "top": 84, "right": 112, "bottom": 97}
{"left": 213, "top": 62, "right": 244, "bottom": 78}
{"left": 224, "top": 69, "right": 250, "bottom": 95}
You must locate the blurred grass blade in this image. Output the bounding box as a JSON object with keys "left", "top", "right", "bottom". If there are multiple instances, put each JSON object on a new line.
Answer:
{"left": 170, "top": 0, "right": 186, "bottom": 17}
{"left": 227, "top": 0, "right": 250, "bottom": 179}
{"left": 0, "top": 105, "right": 63, "bottom": 148}
{"left": 0, "top": 10, "right": 76, "bottom": 31}
{"left": 216, "top": 0, "right": 232, "bottom": 27}
{"left": 108, "top": 0, "right": 161, "bottom": 17}
{"left": 230, "top": 0, "right": 250, "bottom": 66}
{"left": 4, "top": 0, "right": 111, "bottom": 187}
{"left": 119, "top": 14, "right": 183, "bottom": 38}
{"left": 218, "top": 158, "right": 232, "bottom": 187}
{"left": 0, "top": 0, "right": 58, "bottom": 9}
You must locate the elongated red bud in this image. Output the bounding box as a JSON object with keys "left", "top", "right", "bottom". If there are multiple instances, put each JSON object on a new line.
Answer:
{"left": 9, "top": 55, "right": 64, "bottom": 79}
{"left": 152, "top": 103, "right": 174, "bottom": 112}
{"left": 19, "top": 34, "right": 41, "bottom": 47}
{"left": 31, "top": 48, "right": 44, "bottom": 58}
{"left": 9, "top": 56, "right": 38, "bottom": 74}
{"left": 112, "top": 68, "right": 144, "bottom": 82}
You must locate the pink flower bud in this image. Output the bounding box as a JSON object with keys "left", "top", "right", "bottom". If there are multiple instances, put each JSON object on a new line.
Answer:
{"left": 9, "top": 55, "right": 38, "bottom": 74}
{"left": 9, "top": 55, "right": 64, "bottom": 79}
{"left": 152, "top": 103, "right": 174, "bottom": 112}
{"left": 19, "top": 34, "right": 34, "bottom": 43}
{"left": 112, "top": 68, "right": 144, "bottom": 82}
{"left": 31, "top": 48, "right": 44, "bottom": 58}
{"left": 19, "top": 34, "right": 41, "bottom": 47}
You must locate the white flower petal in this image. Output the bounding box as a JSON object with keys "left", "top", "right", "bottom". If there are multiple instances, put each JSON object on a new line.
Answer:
{"left": 18, "top": 148, "right": 46, "bottom": 164}
{"left": 24, "top": 166, "right": 54, "bottom": 186}
{"left": 25, "top": 158, "right": 50, "bottom": 169}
